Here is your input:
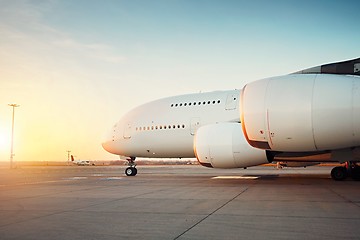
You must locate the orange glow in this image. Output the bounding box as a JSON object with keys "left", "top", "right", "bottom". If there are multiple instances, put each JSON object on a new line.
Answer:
{"left": 0, "top": 124, "right": 10, "bottom": 149}
{"left": 0, "top": 132, "right": 9, "bottom": 151}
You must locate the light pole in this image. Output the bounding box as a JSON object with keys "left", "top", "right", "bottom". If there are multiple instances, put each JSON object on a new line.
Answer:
{"left": 8, "top": 104, "right": 20, "bottom": 169}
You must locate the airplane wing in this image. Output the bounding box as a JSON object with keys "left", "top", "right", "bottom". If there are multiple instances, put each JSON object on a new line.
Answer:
{"left": 293, "top": 57, "right": 360, "bottom": 76}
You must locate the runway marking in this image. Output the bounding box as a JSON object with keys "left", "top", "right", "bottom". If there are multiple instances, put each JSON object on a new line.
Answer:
{"left": 101, "top": 177, "right": 123, "bottom": 180}
{"left": 63, "top": 177, "right": 88, "bottom": 180}
{"left": 0, "top": 180, "right": 70, "bottom": 187}
{"left": 0, "top": 176, "right": 122, "bottom": 187}
{"left": 212, "top": 176, "right": 259, "bottom": 180}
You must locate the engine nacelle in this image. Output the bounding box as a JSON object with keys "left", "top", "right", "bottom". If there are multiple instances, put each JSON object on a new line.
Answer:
{"left": 241, "top": 74, "right": 360, "bottom": 152}
{"left": 194, "top": 123, "right": 270, "bottom": 168}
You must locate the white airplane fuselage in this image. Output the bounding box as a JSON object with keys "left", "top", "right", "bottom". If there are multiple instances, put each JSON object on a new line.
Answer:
{"left": 102, "top": 90, "right": 241, "bottom": 158}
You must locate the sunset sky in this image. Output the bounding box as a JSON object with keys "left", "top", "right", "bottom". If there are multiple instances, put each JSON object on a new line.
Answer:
{"left": 0, "top": 0, "right": 359, "bottom": 162}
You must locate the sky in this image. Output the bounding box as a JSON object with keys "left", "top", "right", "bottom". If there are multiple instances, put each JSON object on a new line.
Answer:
{"left": 0, "top": 0, "right": 359, "bottom": 162}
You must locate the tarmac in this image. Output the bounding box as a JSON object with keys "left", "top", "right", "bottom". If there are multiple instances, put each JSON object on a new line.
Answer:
{"left": 0, "top": 165, "right": 360, "bottom": 240}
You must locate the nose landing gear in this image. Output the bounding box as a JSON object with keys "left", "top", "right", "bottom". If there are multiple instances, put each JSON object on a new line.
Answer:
{"left": 125, "top": 157, "right": 137, "bottom": 176}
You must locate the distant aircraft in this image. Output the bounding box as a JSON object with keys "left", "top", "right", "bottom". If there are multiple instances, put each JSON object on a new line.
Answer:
{"left": 102, "top": 57, "right": 360, "bottom": 180}
{"left": 71, "top": 155, "right": 93, "bottom": 166}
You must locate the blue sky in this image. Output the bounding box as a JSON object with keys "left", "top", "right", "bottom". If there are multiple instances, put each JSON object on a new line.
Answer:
{"left": 0, "top": 0, "right": 359, "bottom": 162}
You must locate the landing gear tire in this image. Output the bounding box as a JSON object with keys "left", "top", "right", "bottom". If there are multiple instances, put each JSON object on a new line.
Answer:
{"left": 331, "top": 166, "right": 347, "bottom": 181}
{"left": 125, "top": 167, "right": 137, "bottom": 176}
{"left": 125, "top": 157, "right": 137, "bottom": 176}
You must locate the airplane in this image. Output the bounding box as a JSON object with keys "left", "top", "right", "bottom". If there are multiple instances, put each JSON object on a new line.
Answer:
{"left": 71, "top": 155, "right": 93, "bottom": 166}
{"left": 102, "top": 57, "right": 360, "bottom": 180}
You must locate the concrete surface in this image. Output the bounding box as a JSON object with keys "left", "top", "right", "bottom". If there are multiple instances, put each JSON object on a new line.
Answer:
{"left": 0, "top": 165, "right": 359, "bottom": 239}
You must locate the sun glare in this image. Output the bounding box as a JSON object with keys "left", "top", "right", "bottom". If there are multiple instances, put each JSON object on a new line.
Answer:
{"left": 0, "top": 132, "right": 10, "bottom": 151}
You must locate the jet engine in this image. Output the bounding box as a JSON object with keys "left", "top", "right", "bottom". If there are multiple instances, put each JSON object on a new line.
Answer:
{"left": 194, "top": 123, "right": 270, "bottom": 168}
{"left": 241, "top": 74, "right": 360, "bottom": 152}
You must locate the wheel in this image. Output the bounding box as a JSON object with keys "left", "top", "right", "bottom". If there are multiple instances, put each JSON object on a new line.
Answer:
{"left": 331, "top": 166, "right": 347, "bottom": 181}
{"left": 125, "top": 167, "right": 133, "bottom": 176}
{"left": 125, "top": 167, "right": 137, "bottom": 176}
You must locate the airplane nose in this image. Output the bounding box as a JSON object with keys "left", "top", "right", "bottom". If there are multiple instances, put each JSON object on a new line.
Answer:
{"left": 102, "top": 138, "right": 119, "bottom": 155}
{"left": 101, "top": 129, "right": 115, "bottom": 154}
{"left": 101, "top": 140, "right": 110, "bottom": 152}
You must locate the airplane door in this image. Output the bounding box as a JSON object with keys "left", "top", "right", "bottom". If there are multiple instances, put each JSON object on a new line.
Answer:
{"left": 190, "top": 118, "right": 201, "bottom": 135}
{"left": 225, "top": 93, "right": 238, "bottom": 110}
{"left": 123, "top": 123, "right": 131, "bottom": 139}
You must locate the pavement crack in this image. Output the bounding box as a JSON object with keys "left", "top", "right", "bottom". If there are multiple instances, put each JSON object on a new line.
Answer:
{"left": 173, "top": 187, "right": 249, "bottom": 240}
{"left": 327, "top": 187, "right": 360, "bottom": 209}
